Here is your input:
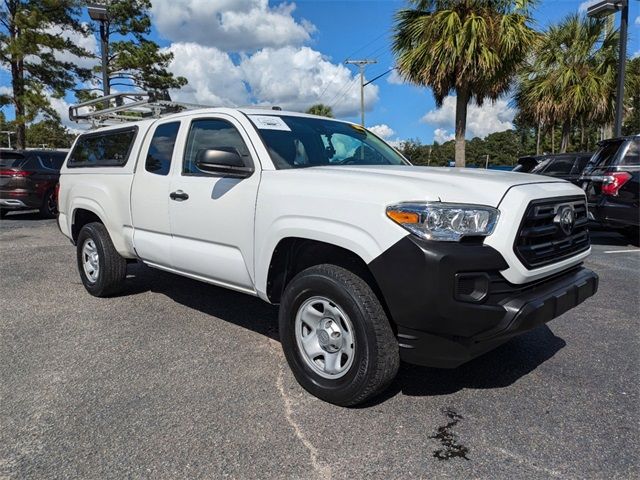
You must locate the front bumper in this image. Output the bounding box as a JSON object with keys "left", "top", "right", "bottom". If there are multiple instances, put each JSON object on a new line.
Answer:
{"left": 369, "top": 236, "right": 598, "bottom": 368}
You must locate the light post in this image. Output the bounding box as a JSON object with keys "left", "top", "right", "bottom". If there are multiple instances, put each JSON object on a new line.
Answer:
{"left": 0, "top": 131, "right": 15, "bottom": 149}
{"left": 587, "top": 0, "right": 629, "bottom": 138}
{"left": 88, "top": 2, "right": 110, "bottom": 101}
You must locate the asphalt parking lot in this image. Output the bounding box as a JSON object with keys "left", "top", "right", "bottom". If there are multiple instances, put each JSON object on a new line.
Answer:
{"left": 1, "top": 213, "right": 638, "bottom": 479}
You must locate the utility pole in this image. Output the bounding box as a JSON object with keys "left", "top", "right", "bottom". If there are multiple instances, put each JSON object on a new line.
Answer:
{"left": 345, "top": 59, "right": 377, "bottom": 126}
{"left": 88, "top": 3, "right": 110, "bottom": 107}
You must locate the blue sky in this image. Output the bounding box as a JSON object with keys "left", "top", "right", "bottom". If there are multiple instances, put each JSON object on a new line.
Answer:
{"left": 1, "top": 0, "right": 638, "bottom": 142}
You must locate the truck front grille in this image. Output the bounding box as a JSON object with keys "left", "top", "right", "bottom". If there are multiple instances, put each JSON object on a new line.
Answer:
{"left": 514, "top": 196, "right": 590, "bottom": 270}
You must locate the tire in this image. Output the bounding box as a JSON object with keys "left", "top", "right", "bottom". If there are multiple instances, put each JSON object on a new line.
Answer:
{"left": 279, "top": 264, "right": 399, "bottom": 406}
{"left": 76, "top": 222, "right": 127, "bottom": 297}
{"left": 0, "top": 209, "right": 8, "bottom": 219}
{"left": 39, "top": 189, "right": 57, "bottom": 219}
{"left": 623, "top": 227, "right": 640, "bottom": 247}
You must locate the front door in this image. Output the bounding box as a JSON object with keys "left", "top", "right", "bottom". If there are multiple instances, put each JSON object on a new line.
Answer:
{"left": 168, "top": 115, "right": 260, "bottom": 293}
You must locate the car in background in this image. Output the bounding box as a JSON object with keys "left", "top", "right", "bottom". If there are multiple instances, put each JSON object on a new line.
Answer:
{"left": 513, "top": 152, "right": 593, "bottom": 184}
{"left": 580, "top": 135, "right": 639, "bottom": 245}
{"left": 0, "top": 149, "right": 68, "bottom": 219}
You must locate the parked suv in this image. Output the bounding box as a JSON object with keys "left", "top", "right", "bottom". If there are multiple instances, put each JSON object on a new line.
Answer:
{"left": 580, "top": 135, "right": 640, "bottom": 245}
{"left": 514, "top": 152, "right": 593, "bottom": 184}
{"left": 0, "top": 149, "right": 68, "bottom": 218}
{"left": 57, "top": 107, "right": 598, "bottom": 406}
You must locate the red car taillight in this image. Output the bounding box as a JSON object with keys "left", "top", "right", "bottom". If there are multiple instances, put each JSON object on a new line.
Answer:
{"left": 601, "top": 172, "right": 632, "bottom": 196}
{"left": 0, "top": 169, "right": 32, "bottom": 177}
{"left": 54, "top": 182, "right": 60, "bottom": 205}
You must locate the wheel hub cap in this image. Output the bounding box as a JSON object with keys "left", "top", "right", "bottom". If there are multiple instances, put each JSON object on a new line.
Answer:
{"left": 82, "top": 239, "right": 99, "bottom": 283}
{"left": 294, "top": 297, "right": 355, "bottom": 379}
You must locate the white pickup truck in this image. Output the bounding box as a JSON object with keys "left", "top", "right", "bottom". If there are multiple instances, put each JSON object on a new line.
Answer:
{"left": 58, "top": 107, "right": 598, "bottom": 406}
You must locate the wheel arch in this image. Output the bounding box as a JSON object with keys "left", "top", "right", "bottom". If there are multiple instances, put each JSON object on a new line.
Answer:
{"left": 264, "top": 237, "right": 395, "bottom": 328}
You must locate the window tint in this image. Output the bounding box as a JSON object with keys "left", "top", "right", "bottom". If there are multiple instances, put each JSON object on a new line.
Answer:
{"left": 572, "top": 155, "right": 591, "bottom": 174}
{"left": 544, "top": 157, "right": 574, "bottom": 174}
{"left": 0, "top": 151, "right": 25, "bottom": 167}
{"left": 620, "top": 139, "right": 639, "bottom": 166}
{"left": 146, "top": 122, "right": 180, "bottom": 175}
{"left": 586, "top": 140, "right": 624, "bottom": 172}
{"left": 183, "top": 119, "right": 251, "bottom": 175}
{"left": 37, "top": 152, "right": 67, "bottom": 170}
{"left": 68, "top": 127, "right": 137, "bottom": 168}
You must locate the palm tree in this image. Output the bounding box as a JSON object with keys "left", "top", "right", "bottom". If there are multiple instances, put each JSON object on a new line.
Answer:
{"left": 393, "top": 0, "right": 536, "bottom": 166}
{"left": 306, "top": 104, "right": 334, "bottom": 117}
{"left": 515, "top": 14, "right": 618, "bottom": 153}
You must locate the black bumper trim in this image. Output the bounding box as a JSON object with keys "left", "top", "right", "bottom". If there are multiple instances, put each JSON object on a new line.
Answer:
{"left": 369, "top": 236, "right": 598, "bottom": 368}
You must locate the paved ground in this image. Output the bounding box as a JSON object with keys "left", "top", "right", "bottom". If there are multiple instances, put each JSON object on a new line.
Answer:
{"left": 1, "top": 212, "right": 638, "bottom": 480}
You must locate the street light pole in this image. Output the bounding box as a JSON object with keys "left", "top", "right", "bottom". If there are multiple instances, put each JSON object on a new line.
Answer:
{"left": 614, "top": 0, "right": 628, "bottom": 137}
{"left": 88, "top": 3, "right": 110, "bottom": 106}
{"left": 588, "top": 0, "right": 629, "bottom": 138}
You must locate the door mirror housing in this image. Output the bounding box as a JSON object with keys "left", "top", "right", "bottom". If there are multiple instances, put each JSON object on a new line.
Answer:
{"left": 195, "top": 148, "right": 254, "bottom": 178}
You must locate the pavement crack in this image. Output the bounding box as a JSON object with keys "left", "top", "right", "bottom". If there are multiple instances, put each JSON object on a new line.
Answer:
{"left": 268, "top": 338, "right": 332, "bottom": 480}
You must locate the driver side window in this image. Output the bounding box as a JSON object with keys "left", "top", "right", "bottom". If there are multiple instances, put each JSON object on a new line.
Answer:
{"left": 183, "top": 119, "right": 252, "bottom": 175}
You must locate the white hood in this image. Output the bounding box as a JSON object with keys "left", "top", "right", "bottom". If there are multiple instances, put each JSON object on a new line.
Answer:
{"left": 304, "top": 165, "right": 566, "bottom": 207}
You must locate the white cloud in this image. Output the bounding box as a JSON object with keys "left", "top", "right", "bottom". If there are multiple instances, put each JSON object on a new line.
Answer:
{"left": 579, "top": 1, "right": 598, "bottom": 13}
{"left": 421, "top": 95, "right": 516, "bottom": 139}
{"left": 152, "top": 0, "right": 314, "bottom": 52}
{"left": 48, "top": 24, "right": 98, "bottom": 70}
{"left": 433, "top": 128, "right": 455, "bottom": 143}
{"left": 165, "top": 43, "right": 250, "bottom": 106}
{"left": 635, "top": 16, "right": 640, "bottom": 26}
{"left": 369, "top": 124, "right": 395, "bottom": 139}
{"left": 387, "top": 68, "right": 404, "bottom": 85}
{"left": 165, "top": 44, "right": 378, "bottom": 117}
{"left": 239, "top": 46, "right": 378, "bottom": 116}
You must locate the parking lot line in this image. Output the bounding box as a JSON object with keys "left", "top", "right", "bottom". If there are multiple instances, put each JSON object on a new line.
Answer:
{"left": 603, "top": 249, "right": 640, "bottom": 254}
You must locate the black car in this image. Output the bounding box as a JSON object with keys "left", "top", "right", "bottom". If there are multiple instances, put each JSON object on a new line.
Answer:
{"left": 580, "top": 135, "right": 639, "bottom": 245}
{"left": 513, "top": 152, "right": 593, "bottom": 184}
{"left": 0, "top": 149, "right": 68, "bottom": 218}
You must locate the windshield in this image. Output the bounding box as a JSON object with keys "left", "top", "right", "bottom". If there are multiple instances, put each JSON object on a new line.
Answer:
{"left": 249, "top": 115, "right": 408, "bottom": 169}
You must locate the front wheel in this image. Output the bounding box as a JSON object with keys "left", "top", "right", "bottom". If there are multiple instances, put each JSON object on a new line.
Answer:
{"left": 279, "top": 264, "right": 399, "bottom": 406}
{"left": 76, "top": 222, "right": 127, "bottom": 297}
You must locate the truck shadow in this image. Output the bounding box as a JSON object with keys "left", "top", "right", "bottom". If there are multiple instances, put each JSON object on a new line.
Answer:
{"left": 124, "top": 262, "right": 566, "bottom": 401}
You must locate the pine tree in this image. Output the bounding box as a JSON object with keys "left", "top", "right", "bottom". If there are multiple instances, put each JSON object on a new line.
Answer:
{"left": 0, "top": 0, "right": 92, "bottom": 149}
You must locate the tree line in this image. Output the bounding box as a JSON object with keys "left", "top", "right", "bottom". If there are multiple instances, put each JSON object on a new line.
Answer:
{"left": 0, "top": 0, "right": 185, "bottom": 150}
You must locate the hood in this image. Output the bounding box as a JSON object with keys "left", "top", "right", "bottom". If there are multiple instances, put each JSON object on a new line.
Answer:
{"left": 303, "top": 165, "right": 565, "bottom": 207}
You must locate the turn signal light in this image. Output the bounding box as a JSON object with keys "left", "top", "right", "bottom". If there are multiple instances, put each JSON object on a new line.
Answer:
{"left": 386, "top": 210, "right": 420, "bottom": 224}
{"left": 601, "top": 172, "right": 631, "bottom": 196}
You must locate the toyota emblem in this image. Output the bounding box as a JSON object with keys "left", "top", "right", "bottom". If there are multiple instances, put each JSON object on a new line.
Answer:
{"left": 555, "top": 205, "right": 575, "bottom": 236}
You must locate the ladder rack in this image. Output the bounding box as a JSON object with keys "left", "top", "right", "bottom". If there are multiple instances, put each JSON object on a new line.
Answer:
{"left": 68, "top": 92, "right": 211, "bottom": 125}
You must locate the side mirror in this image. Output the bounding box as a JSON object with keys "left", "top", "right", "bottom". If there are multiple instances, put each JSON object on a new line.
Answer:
{"left": 195, "top": 148, "right": 254, "bottom": 178}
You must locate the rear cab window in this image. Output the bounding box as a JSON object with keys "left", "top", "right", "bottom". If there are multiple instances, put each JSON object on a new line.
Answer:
{"left": 67, "top": 127, "right": 138, "bottom": 168}
{"left": 619, "top": 139, "right": 639, "bottom": 167}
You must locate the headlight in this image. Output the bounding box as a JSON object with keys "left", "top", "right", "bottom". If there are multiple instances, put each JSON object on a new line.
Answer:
{"left": 386, "top": 202, "right": 499, "bottom": 242}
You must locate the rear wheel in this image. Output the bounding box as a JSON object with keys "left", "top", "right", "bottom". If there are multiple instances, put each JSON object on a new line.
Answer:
{"left": 39, "top": 189, "right": 57, "bottom": 219}
{"left": 76, "top": 222, "right": 127, "bottom": 297}
{"left": 623, "top": 227, "right": 640, "bottom": 247}
{"left": 279, "top": 264, "right": 399, "bottom": 406}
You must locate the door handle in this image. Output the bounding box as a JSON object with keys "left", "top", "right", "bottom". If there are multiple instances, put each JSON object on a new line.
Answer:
{"left": 169, "top": 190, "right": 189, "bottom": 201}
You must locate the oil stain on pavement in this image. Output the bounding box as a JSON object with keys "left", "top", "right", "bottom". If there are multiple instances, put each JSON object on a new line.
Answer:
{"left": 430, "top": 408, "right": 470, "bottom": 461}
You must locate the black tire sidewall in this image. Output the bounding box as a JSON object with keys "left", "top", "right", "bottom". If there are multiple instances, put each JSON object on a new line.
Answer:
{"left": 76, "top": 224, "right": 111, "bottom": 296}
{"left": 40, "top": 189, "right": 57, "bottom": 218}
{"left": 279, "top": 269, "right": 382, "bottom": 404}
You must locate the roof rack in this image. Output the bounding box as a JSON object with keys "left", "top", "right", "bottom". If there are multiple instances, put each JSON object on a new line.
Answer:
{"left": 69, "top": 92, "right": 211, "bottom": 126}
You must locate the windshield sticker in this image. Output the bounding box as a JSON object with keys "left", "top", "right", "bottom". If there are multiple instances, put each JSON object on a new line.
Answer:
{"left": 249, "top": 115, "right": 291, "bottom": 131}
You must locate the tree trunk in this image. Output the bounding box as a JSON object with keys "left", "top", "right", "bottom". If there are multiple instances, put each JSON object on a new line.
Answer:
{"left": 536, "top": 121, "right": 542, "bottom": 155}
{"left": 560, "top": 120, "right": 571, "bottom": 153}
{"left": 551, "top": 125, "right": 555, "bottom": 153}
{"left": 580, "top": 121, "right": 585, "bottom": 151}
{"left": 454, "top": 91, "right": 469, "bottom": 167}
